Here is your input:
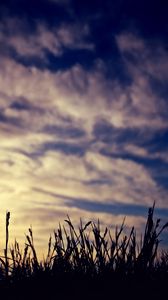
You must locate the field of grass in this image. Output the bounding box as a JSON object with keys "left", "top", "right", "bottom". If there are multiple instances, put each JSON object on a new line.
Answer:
{"left": 0, "top": 204, "right": 168, "bottom": 299}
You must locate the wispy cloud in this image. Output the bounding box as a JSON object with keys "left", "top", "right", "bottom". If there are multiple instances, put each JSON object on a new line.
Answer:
{"left": 0, "top": 17, "right": 94, "bottom": 63}
{"left": 0, "top": 17, "right": 168, "bottom": 253}
{"left": 115, "top": 33, "right": 168, "bottom": 129}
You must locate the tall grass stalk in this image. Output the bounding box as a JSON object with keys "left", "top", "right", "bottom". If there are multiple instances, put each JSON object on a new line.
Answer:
{"left": 4, "top": 212, "right": 10, "bottom": 278}
{"left": 0, "top": 206, "right": 167, "bottom": 283}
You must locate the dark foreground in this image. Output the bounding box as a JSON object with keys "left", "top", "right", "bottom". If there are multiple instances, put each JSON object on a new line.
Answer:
{"left": 0, "top": 205, "right": 168, "bottom": 299}
{"left": 1, "top": 273, "right": 168, "bottom": 300}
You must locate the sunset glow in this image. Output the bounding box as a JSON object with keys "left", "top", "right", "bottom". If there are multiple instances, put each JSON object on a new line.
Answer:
{"left": 0, "top": 0, "right": 168, "bottom": 255}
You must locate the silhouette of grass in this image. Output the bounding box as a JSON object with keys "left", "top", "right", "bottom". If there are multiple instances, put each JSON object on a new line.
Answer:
{"left": 0, "top": 204, "right": 168, "bottom": 299}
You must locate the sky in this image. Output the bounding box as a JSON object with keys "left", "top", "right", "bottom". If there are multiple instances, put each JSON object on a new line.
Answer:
{"left": 0, "top": 0, "right": 168, "bottom": 254}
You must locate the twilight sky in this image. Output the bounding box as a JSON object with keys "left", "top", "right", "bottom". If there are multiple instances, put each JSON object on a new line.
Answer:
{"left": 0, "top": 0, "right": 168, "bottom": 253}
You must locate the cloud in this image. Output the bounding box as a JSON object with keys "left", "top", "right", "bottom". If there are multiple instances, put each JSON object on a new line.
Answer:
{"left": 116, "top": 32, "right": 168, "bottom": 129}
{"left": 0, "top": 17, "right": 94, "bottom": 63}
{"left": 40, "top": 141, "right": 86, "bottom": 156}
{"left": 0, "top": 25, "right": 168, "bottom": 254}
{"left": 67, "top": 198, "right": 168, "bottom": 218}
{"left": 42, "top": 124, "right": 86, "bottom": 138}
{"left": 32, "top": 186, "right": 168, "bottom": 218}
{"left": 117, "top": 33, "right": 168, "bottom": 81}
{"left": 0, "top": 39, "right": 167, "bottom": 206}
{"left": 1, "top": 41, "right": 167, "bottom": 141}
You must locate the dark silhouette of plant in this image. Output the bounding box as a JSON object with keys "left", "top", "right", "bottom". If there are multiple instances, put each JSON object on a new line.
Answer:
{"left": 0, "top": 205, "right": 167, "bottom": 300}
